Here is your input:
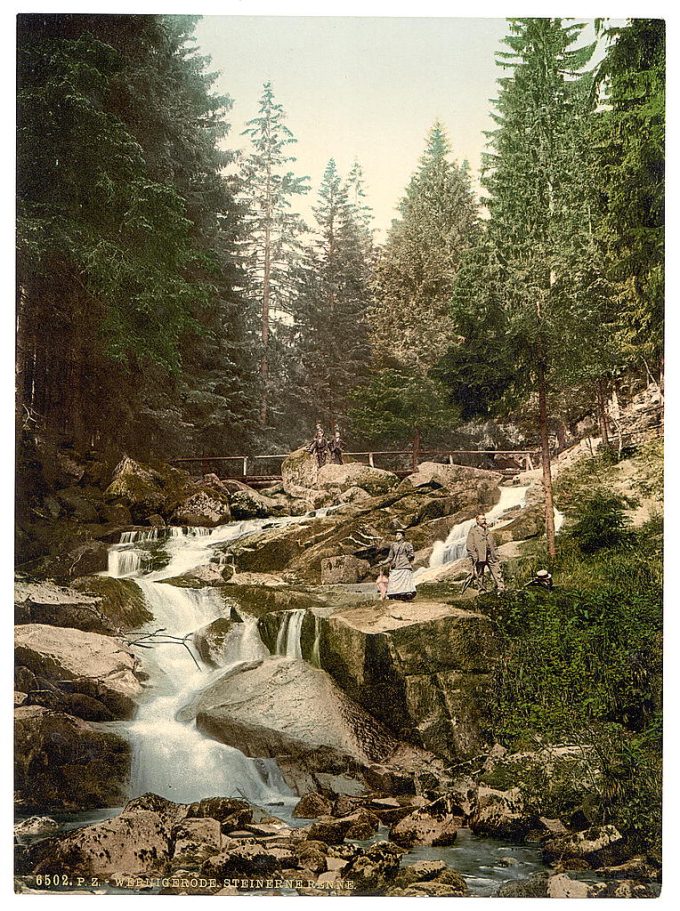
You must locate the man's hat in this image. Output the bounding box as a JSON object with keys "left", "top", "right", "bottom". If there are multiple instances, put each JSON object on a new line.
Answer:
{"left": 536, "top": 569, "right": 551, "bottom": 578}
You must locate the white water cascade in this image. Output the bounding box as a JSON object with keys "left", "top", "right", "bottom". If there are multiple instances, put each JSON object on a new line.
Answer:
{"left": 108, "top": 516, "right": 317, "bottom": 806}
{"left": 414, "top": 485, "right": 529, "bottom": 585}
{"left": 275, "top": 609, "right": 305, "bottom": 659}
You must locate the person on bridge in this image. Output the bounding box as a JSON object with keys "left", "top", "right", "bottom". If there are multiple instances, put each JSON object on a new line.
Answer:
{"left": 385, "top": 529, "right": 416, "bottom": 601}
{"left": 328, "top": 429, "right": 344, "bottom": 465}
{"left": 466, "top": 514, "right": 505, "bottom": 592}
{"left": 307, "top": 424, "right": 328, "bottom": 468}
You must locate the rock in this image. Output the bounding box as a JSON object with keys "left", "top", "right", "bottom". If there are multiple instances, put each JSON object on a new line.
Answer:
{"left": 171, "top": 817, "right": 222, "bottom": 869}
{"left": 389, "top": 797, "right": 463, "bottom": 847}
{"left": 14, "top": 706, "right": 130, "bottom": 811}
{"left": 225, "top": 572, "right": 286, "bottom": 587}
{"left": 317, "top": 463, "right": 399, "bottom": 497}
{"left": 295, "top": 840, "right": 328, "bottom": 875}
{"left": 338, "top": 486, "right": 372, "bottom": 505}
{"left": 105, "top": 456, "right": 191, "bottom": 522}
{"left": 56, "top": 486, "right": 100, "bottom": 523}
{"left": 546, "top": 873, "right": 595, "bottom": 898}
{"left": 469, "top": 786, "right": 532, "bottom": 838}
{"left": 293, "top": 792, "right": 333, "bottom": 819}
{"left": 71, "top": 575, "right": 154, "bottom": 631}
{"left": 405, "top": 461, "right": 501, "bottom": 492}
{"left": 62, "top": 541, "right": 110, "bottom": 579}
{"left": 99, "top": 502, "right": 133, "bottom": 526}
{"left": 595, "top": 857, "right": 659, "bottom": 881}
{"left": 172, "top": 490, "right": 231, "bottom": 527}
{"left": 186, "top": 797, "right": 253, "bottom": 834}
{"left": 497, "top": 873, "right": 549, "bottom": 897}
{"left": 31, "top": 803, "right": 175, "bottom": 877}
{"left": 229, "top": 488, "right": 271, "bottom": 519}
{"left": 225, "top": 524, "right": 313, "bottom": 574}
{"left": 147, "top": 513, "right": 166, "bottom": 527}
{"left": 192, "top": 657, "right": 400, "bottom": 782}
{"left": 341, "top": 841, "right": 404, "bottom": 895}
{"left": 193, "top": 618, "right": 240, "bottom": 667}
{"left": 320, "top": 555, "right": 371, "bottom": 584}
{"left": 201, "top": 841, "right": 296, "bottom": 878}
{"left": 319, "top": 601, "right": 500, "bottom": 761}
{"left": 479, "top": 744, "right": 600, "bottom": 820}
{"left": 388, "top": 863, "right": 468, "bottom": 896}
{"left": 14, "top": 623, "right": 142, "bottom": 718}
{"left": 281, "top": 448, "right": 320, "bottom": 498}
{"left": 15, "top": 581, "right": 110, "bottom": 633}
{"left": 542, "top": 825, "right": 626, "bottom": 868}
{"left": 14, "top": 816, "right": 61, "bottom": 838}
{"left": 537, "top": 816, "right": 570, "bottom": 837}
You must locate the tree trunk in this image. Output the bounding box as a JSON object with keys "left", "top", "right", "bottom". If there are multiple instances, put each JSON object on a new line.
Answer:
{"left": 538, "top": 362, "right": 556, "bottom": 559}
{"left": 596, "top": 378, "right": 610, "bottom": 448}
{"left": 412, "top": 427, "right": 421, "bottom": 472}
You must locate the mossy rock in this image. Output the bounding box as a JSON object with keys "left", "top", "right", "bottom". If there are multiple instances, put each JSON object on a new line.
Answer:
{"left": 71, "top": 575, "right": 153, "bottom": 631}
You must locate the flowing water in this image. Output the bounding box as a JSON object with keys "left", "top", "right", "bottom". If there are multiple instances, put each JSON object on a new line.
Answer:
{"left": 95, "top": 501, "right": 558, "bottom": 892}
{"left": 106, "top": 515, "right": 318, "bottom": 806}
{"left": 414, "top": 484, "right": 529, "bottom": 585}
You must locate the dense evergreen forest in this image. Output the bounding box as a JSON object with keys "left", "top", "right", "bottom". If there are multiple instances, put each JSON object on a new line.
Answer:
{"left": 17, "top": 15, "right": 664, "bottom": 470}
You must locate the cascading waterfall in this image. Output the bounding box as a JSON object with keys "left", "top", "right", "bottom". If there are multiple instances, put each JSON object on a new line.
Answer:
{"left": 275, "top": 609, "right": 305, "bottom": 659}
{"left": 107, "top": 516, "right": 321, "bottom": 806}
{"left": 310, "top": 615, "right": 321, "bottom": 669}
{"left": 414, "top": 485, "right": 529, "bottom": 585}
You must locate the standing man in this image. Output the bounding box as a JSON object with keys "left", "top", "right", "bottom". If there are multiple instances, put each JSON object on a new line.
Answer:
{"left": 328, "top": 429, "right": 344, "bottom": 465}
{"left": 466, "top": 514, "right": 505, "bottom": 592}
{"left": 307, "top": 423, "right": 328, "bottom": 469}
{"left": 385, "top": 529, "right": 416, "bottom": 601}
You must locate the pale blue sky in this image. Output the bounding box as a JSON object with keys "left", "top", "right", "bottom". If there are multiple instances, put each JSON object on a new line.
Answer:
{"left": 194, "top": 16, "right": 609, "bottom": 237}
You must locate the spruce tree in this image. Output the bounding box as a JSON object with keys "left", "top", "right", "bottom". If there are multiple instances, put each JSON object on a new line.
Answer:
{"left": 475, "top": 18, "right": 597, "bottom": 557}
{"left": 286, "top": 159, "right": 373, "bottom": 439}
{"left": 238, "top": 82, "right": 309, "bottom": 427}
{"left": 369, "top": 121, "right": 480, "bottom": 372}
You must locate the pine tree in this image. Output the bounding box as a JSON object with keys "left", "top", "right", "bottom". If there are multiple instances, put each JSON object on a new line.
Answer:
{"left": 475, "top": 18, "right": 597, "bottom": 557}
{"left": 594, "top": 19, "right": 665, "bottom": 385}
{"left": 369, "top": 121, "right": 480, "bottom": 372}
{"left": 238, "top": 82, "right": 309, "bottom": 427}
{"left": 286, "top": 159, "right": 373, "bottom": 438}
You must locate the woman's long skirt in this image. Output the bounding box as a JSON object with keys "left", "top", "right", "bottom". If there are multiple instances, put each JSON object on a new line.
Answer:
{"left": 386, "top": 568, "right": 416, "bottom": 600}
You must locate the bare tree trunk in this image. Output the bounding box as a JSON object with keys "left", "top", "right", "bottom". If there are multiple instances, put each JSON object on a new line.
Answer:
{"left": 596, "top": 378, "right": 610, "bottom": 448}
{"left": 412, "top": 428, "right": 421, "bottom": 472}
{"left": 538, "top": 362, "right": 557, "bottom": 559}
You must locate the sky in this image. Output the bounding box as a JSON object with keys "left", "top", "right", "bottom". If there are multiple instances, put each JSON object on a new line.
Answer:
{"left": 194, "top": 16, "right": 608, "bottom": 238}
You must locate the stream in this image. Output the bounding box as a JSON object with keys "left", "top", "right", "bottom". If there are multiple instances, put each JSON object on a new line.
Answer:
{"left": 30, "top": 497, "right": 556, "bottom": 894}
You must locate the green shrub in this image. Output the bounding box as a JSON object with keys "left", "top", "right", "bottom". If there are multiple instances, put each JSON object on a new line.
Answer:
{"left": 569, "top": 490, "right": 635, "bottom": 554}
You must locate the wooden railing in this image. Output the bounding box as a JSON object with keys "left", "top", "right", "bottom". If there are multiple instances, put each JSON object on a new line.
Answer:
{"left": 170, "top": 448, "right": 542, "bottom": 480}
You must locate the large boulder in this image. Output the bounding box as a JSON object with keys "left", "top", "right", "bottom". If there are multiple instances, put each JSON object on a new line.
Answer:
{"left": 191, "top": 657, "right": 401, "bottom": 785}
{"left": 105, "top": 456, "right": 190, "bottom": 522}
{"left": 319, "top": 601, "right": 500, "bottom": 761}
{"left": 171, "top": 490, "right": 231, "bottom": 527}
{"left": 14, "top": 706, "right": 130, "bottom": 811}
{"left": 320, "top": 555, "right": 371, "bottom": 584}
{"left": 15, "top": 580, "right": 110, "bottom": 633}
{"left": 317, "top": 463, "right": 399, "bottom": 497}
{"left": 542, "top": 825, "right": 627, "bottom": 868}
{"left": 405, "top": 461, "right": 501, "bottom": 492}
{"left": 282, "top": 448, "right": 321, "bottom": 497}
{"left": 469, "top": 786, "right": 532, "bottom": 838}
{"left": 479, "top": 744, "right": 600, "bottom": 820}
{"left": 71, "top": 575, "right": 153, "bottom": 631}
{"left": 14, "top": 623, "right": 142, "bottom": 718}
{"left": 193, "top": 617, "right": 241, "bottom": 667}
{"left": 389, "top": 797, "right": 463, "bottom": 847}
{"left": 15, "top": 577, "right": 151, "bottom": 635}
{"left": 229, "top": 488, "right": 272, "bottom": 520}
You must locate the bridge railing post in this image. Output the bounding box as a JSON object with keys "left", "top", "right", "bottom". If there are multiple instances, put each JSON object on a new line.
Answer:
{"left": 368, "top": 452, "right": 374, "bottom": 468}
{"left": 242, "top": 456, "right": 248, "bottom": 477}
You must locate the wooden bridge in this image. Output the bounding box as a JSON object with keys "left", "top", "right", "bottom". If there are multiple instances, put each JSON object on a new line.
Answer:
{"left": 170, "top": 448, "right": 542, "bottom": 489}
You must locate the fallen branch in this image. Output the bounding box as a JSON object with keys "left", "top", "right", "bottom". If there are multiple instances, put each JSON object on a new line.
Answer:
{"left": 127, "top": 628, "right": 202, "bottom": 671}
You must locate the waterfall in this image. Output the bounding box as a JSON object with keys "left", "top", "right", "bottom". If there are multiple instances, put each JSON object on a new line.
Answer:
{"left": 414, "top": 485, "right": 529, "bottom": 585}
{"left": 107, "top": 516, "right": 317, "bottom": 807}
{"left": 310, "top": 615, "right": 321, "bottom": 668}
{"left": 108, "top": 548, "right": 150, "bottom": 578}
{"left": 120, "top": 527, "right": 212, "bottom": 545}
{"left": 275, "top": 609, "right": 305, "bottom": 659}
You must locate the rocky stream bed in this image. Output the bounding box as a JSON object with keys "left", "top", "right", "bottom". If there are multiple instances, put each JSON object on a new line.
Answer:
{"left": 14, "top": 445, "right": 661, "bottom": 896}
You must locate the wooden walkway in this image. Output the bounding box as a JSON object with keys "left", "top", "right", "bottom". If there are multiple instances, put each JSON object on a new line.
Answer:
{"left": 170, "top": 448, "right": 542, "bottom": 487}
